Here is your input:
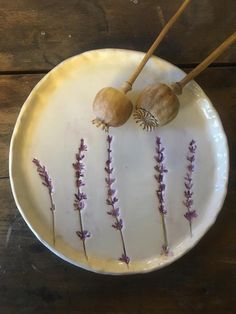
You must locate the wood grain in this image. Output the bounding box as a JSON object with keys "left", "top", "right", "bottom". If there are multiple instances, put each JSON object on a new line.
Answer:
{"left": 0, "top": 0, "right": 235, "bottom": 72}
{"left": 0, "top": 67, "right": 236, "bottom": 313}
{"left": 0, "top": 74, "right": 43, "bottom": 178}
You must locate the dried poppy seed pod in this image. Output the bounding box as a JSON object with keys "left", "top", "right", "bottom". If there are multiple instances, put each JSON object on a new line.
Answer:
{"left": 92, "top": 87, "right": 133, "bottom": 131}
{"left": 134, "top": 84, "right": 180, "bottom": 131}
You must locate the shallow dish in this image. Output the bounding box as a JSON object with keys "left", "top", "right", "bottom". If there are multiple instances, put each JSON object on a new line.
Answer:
{"left": 9, "top": 49, "right": 229, "bottom": 274}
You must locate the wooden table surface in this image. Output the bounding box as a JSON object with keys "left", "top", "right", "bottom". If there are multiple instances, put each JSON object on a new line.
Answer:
{"left": 0, "top": 1, "right": 235, "bottom": 313}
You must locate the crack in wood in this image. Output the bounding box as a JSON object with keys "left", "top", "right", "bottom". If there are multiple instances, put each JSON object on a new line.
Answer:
{"left": 0, "top": 63, "right": 235, "bottom": 77}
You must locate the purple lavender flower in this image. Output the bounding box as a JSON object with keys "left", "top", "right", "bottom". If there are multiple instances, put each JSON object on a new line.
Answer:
{"left": 154, "top": 137, "right": 169, "bottom": 256}
{"left": 107, "top": 208, "right": 120, "bottom": 217}
{"left": 183, "top": 140, "right": 197, "bottom": 237}
{"left": 112, "top": 219, "right": 123, "bottom": 230}
{"left": 105, "top": 135, "right": 130, "bottom": 266}
{"left": 32, "top": 158, "right": 56, "bottom": 245}
{"left": 32, "top": 158, "right": 53, "bottom": 194}
{"left": 184, "top": 210, "right": 197, "bottom": 222}
{"left": 73, "top": 139, "right": 90, "bottom": 259}
{"left": 119, "top": 254, "right": 130, "bottom": 265}
{"left": 76, "top": 230, "right": 91, "bottom": 241}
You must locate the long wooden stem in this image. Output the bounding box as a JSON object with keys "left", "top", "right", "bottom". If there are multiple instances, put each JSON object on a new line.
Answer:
{"left": 175, "top": 32, "right": 236, "bottom": 92}
{"left": 121, "top": 0, "right": 191, "bottom": 93}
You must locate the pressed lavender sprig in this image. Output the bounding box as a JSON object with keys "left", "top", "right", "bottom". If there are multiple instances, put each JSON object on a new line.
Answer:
{"left": 105, "top": 135, "right": 130, "bottom": 266}
{"left": 32, "top": 158, "right": 56, "bottom": 245}
{"left": 154, "top": 137, "right": 169, "bottom": 255}
{"left": 183, "top": 140, "right": 197, "bottom": 237}
{"left": 73, "top": 139, "right": 91, "bottom": 260}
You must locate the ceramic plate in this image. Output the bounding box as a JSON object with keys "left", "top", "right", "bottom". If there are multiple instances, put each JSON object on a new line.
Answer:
{"left": 9, "top": 49, "right": 229, "bottom": 274}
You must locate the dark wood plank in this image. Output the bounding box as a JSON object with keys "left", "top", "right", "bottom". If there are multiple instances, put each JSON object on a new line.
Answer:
{"left": 0, "top": 0, "right": 235, "bottom": 72}
{"left": 0, "top": 68, "right": 236, "bottom": 313}
{"left": 0, "top": 74, "right": 43, "bottom": 177}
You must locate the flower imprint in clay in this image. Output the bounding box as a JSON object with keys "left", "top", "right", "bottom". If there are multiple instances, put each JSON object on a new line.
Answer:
{"left": 73, "top": 139, "right": 91, "bottom": 260}
{"left": 32, "top": 158, "right": 56, "bottom": 246}
{"left": 105, "top": 135, "right": 130, "bottom": 265}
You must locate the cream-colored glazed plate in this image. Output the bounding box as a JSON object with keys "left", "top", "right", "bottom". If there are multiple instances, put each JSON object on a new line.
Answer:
{"left": 9, "top": 49, "right": 229, "bottom": 274}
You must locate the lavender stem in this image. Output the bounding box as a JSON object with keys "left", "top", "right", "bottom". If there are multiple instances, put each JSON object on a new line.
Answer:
{"left": 183, "top": 140, "right": 197, "bottom": 237}
{"left": 161, "top": 214, "right": 168, "bottom": 251}
{"left": 32, "top": 158, "right": 56, "bottom": 246}
{"left": 78, "top": 210, "right": 88, "bottom": 260}
{"left": 49, "top": 193, "right": 56, "bottom": 246}
{"left": 73, "top": 139, "right": 91, "bottom": 260}
{"left": 105, "top": 135, "right": 130, "bottom": 266}
{"left": 189, "top": 220, "right": 193, "bottom": 238}
{"left": 154, "top": 137, "right": 169, "bottom": 255}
